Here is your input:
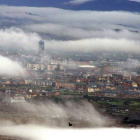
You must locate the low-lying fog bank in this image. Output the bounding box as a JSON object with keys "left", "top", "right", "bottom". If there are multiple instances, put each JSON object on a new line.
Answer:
{"left": 0, "top": 125, "right": 139, "bottom": 140}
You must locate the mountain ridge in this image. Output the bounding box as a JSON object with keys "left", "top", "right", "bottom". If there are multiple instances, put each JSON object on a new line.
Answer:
{"left": 0, "top": 0, "right": 140, "bottom": 12}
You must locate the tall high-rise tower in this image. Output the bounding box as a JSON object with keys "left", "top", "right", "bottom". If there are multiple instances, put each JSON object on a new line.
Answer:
{"left": 38, "top": 40, "right": 45, "bottom": 55}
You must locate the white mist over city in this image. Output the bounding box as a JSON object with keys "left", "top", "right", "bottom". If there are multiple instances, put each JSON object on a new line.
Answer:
{"left": 0, "top": 0, "right": 140, "bottom": 140}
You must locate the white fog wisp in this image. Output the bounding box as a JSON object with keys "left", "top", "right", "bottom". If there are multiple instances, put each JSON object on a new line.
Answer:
{"left": 64, "top": 0, "right": 94, "bottom": 5}
{"left": 0, "top": 101, "right": 114, "bottom": 128}
{"left": 45, "top": 38, "right": 140, "bottom": 53}
{"left": 0, "top": 27, "right": 41, "bottom": 51}
{"left": 0, "top": 55, "right": 26, "bottom": 77}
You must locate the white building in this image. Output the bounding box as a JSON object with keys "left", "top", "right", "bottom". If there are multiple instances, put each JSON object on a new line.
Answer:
{"left": 27, "top": 62, "right": 46, "bottom": 70}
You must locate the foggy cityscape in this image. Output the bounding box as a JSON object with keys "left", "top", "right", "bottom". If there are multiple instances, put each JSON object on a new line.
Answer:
{"left": 0, "top": 0, "right": 140, "bottom": 140}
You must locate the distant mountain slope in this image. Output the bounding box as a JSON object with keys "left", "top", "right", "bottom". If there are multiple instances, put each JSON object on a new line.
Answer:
{"left": 0, "top": 0, "right": 140, "bottom": 12}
